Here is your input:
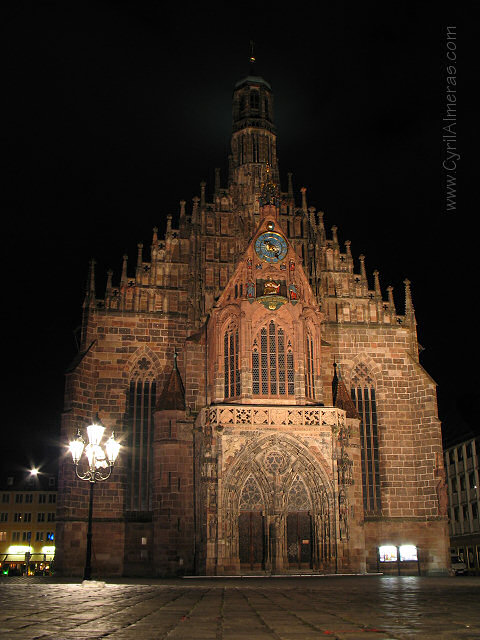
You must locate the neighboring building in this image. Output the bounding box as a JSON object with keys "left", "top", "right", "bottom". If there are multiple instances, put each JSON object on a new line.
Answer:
{"left": 444, "top": 436, "right": 480, "bottom": 574}
{"left": 56, "top": 60, "right": 449, "bottom": 577}
{"left": 0, "top": 472, "right": 57, "bottom": 575}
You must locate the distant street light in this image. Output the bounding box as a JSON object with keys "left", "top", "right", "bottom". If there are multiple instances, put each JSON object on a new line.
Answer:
{"left": 69, "top": 416, "right": 120, "bottom": 580}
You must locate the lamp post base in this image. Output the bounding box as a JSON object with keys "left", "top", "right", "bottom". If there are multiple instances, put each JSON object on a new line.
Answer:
{"left": 83, "top": 481, "right": 95, "bottom": 580}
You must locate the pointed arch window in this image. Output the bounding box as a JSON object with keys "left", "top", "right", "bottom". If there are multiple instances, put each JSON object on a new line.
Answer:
{"left": 305, "top": 333, "right": 315, "bottom": 400}
{"left": 287, "top": 475, "right": 311, "bottom": 511}
{"left": 350, "top": 364, "right": 381, "bottom": 513}
{"left": 252, "top": 320, "right": 294, "bottom": 397}
{"left": 127, "top": 357, "right": 157, "bottom": 511}
{"left": 239, "top": 475, "right": 264, "bottom": 511}
{"left": 224, "top": 324, "right": 240, "bottom": 399}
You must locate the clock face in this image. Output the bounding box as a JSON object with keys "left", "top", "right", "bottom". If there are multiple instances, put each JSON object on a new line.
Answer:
{"left": 255, "top": 232, "right": 288, "bottom": 263}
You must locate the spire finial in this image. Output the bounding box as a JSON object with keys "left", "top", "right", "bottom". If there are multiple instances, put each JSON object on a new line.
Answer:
{"left": 359, "top": 254, "right": 367, "bottom": 281}
{"left": 249, "top": 40, "right": 255, "bottom": 74}
{"left": 301, "top": 187, "right": 307, "bottom": 212}
{"left": 404, "top": 279, "right": 415, "bottom": 317}
{"left": 121, "top": 254, "right": 128, "bottom": 285}
{"left": 331, "top": 225, "right": 338, "bottom": 246}
{"left": 373, "top": 269, "right": 381, "bottom": 298}
{"left": 88, "top": 258, "right": 96, "bottom": 296}
{"left": 387, "top": 285, "right": 396, "bottom": 315}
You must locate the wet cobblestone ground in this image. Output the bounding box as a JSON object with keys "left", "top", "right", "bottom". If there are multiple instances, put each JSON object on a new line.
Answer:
{"left": 0, "top": 575, "right": 479, "bottom": 639}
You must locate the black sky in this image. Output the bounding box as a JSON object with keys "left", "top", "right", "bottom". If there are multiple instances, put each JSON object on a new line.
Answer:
{"left": 1, "top": 2, "right": 476, "bottom": 474}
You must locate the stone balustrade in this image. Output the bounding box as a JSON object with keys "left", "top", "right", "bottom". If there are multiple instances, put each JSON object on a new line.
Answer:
{"left": 204, "top": 405, "right": 346, "bottom": 430}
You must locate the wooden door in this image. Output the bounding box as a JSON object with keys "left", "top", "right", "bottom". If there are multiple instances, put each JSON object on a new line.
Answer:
{"left": 239, "top": 511, "right": 264, "bottom": 570}
{"left": 287, "top": 511, "right": 312, "bottom": 568}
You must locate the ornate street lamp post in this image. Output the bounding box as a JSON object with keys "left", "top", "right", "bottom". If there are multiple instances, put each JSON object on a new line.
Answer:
{"left": 69, "top": 416, "right": 120, "bottom": 580}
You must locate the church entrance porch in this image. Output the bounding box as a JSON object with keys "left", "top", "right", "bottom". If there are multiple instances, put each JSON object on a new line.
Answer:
{"left": 197, "top": 406, "right": 361, "bottom": 576}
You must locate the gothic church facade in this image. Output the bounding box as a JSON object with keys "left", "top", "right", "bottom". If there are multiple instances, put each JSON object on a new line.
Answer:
{"left": 56, "top": 64, "right": 449, "bottom": 576}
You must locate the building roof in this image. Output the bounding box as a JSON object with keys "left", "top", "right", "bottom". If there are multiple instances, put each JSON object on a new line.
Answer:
{"left": 234, "top": 75, "right": 272, "bottom": 90}
{"left": 156, "top": 357, "right": 186, "bottom": 411}
{"left": 332, "top": 363, "right": 359, "bottom": 419}
{"left": 0, "top": 470, "right": 57, "bottom": 492}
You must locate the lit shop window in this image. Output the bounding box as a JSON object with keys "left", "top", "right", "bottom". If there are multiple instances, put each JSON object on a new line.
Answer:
{"left": 378, "top": 545, "right": 418, "bottom": 562}
{"left": 399, "top": 545, "right": 418, "bottom": 561}
{"left": 378, "top": 545, "right": 397, "bottom": 562}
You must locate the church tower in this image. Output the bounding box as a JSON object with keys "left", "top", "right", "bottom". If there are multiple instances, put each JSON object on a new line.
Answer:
{"left": 229, "top": 51, "right": 279, "bottom": 209}
{"left": 55, "top": 56, "right": 449, "bottom": 578}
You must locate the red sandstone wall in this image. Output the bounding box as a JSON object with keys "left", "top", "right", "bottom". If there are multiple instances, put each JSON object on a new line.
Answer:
{"left": 322, "top": 322, "right": 448, "bottom": 574}
{"left": 56, "top": 306, "right": 192, "bottom": 576}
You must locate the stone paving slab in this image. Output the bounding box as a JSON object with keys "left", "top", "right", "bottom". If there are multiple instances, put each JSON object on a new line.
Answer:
{"left": 0, "top": 575, "right": 479, "bottom": 639}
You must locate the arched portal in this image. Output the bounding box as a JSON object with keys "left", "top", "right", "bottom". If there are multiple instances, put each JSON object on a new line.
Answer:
{"left": 221, "top": 436, "right": 334, "bottom": 574}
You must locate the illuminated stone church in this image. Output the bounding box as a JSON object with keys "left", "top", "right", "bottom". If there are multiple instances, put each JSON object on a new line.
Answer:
{"left": 56, "top": 60, "right": 449, "bottom": 576}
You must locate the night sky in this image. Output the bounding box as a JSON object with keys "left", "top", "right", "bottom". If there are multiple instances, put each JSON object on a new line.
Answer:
{"left": 1, "top": 2, "right": 476, "bottom": 475}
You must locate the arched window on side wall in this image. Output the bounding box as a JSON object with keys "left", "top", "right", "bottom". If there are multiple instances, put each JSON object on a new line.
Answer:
{"left": 350, "top": 364, "right": 381, "bottom": 514}
{"left": 127, "top": 357, "right": 157, "bottom": 512}
{"left": 224, "top": 324, "right": 241, "bottom": 399}
{"left": 305, "top": 333, "right": 315, "bottom": 400}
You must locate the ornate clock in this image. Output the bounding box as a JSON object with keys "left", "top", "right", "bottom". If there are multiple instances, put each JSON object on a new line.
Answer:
{"left": 255, "top": 232, "right": 288, "bottom": 263}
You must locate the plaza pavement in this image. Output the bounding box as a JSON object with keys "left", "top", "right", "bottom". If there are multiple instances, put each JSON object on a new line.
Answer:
{"left": 0, "top": 574, "right": 479, "bottom": 639}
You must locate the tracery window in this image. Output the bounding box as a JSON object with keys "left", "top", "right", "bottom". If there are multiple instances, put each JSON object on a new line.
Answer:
{"left": 224, "top": 324, "right": 241, "bottom": 398}
{"left": 127, "top": 356, "right": 157, "bottom": 511}
{"left": 305, "top": 333, "right": 315, "bottom": 400}
{"left": 350, "top": 364, "right": 381, "bottom": 513}
{"left": 239, "top": 475, "right": 264, "bottom": 511}
{"left": 288, "top": 475, "right": 311, "bottom": 511}
{"left": 252, "top": 320, "right": 294, "bottom": 397}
